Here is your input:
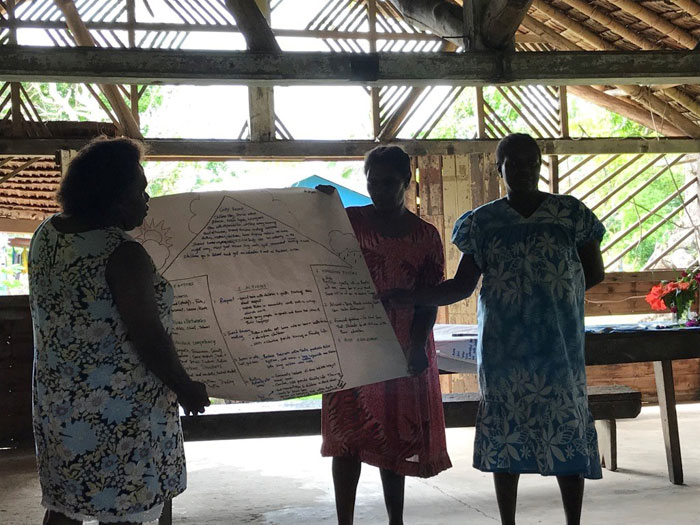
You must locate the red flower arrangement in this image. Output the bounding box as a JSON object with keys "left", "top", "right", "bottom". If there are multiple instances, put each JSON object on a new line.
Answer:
{"left": 646, "top": 270, "right": 700, "bottom": 326}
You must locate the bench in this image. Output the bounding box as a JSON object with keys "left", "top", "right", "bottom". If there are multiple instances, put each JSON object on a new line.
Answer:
{"left": 180, "top": 385, "right": 641, "bottom": 469}
{"left": 161, "top": 385, "right": 639, "bottom": 524}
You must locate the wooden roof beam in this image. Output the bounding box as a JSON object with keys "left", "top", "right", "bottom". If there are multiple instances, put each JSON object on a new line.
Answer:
{"left": 224, "top": 0, "right": 280, "bottom": 53}
{"left": 3, "top": 138, "right": 700, "bottom": 158}
{"left": 54, "top": 0, "right": 142, "bottom": 139}
{"left": 481, "top": 0, "right": 533, "bottom": 50}
{"left": 4, "top": 46, "right": 700, "bottom": 87}
{"left": 387, "top": 0, "right": 463, "bottom": 47}
{"left": 388, "top": 0, "right": 532, "bottom": 51}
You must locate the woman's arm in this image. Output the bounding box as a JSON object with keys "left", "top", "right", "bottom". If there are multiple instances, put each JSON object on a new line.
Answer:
{"left": 414, "top": 253, "right": 482, "bottom": 306}
{"left": 578, "top": 239, "right": 605, "bottom": 290}
{"left": 106, "top": 242, "right": 210, "bottom": 415}
{"left": 383, "top": 254, "right": 482, "bottom": 308}
{"left": 406, "top": 305, "right": 438, "bottom": 375}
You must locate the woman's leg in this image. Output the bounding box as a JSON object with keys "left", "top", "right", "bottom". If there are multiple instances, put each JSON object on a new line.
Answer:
{"left": 379, "top": 468, "right": 405, "bottom": 525}
{"left": 493, "top": 472, "right": 519, "bottom": 525}
{"left": 43, "top": 510, "right": 81, "bottom": 525}
{"left": 332, "top": 456, "right": 362, "bottom": 525}
{"left": 556, "top": 474, "right": 584, "bottom": 525}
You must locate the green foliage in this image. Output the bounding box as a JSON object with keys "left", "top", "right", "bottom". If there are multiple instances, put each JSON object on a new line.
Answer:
{"left": 20, "top": 83, "right": 165, "bottom": 131}
{"left": 340, "top": 166, "right": 354, "bottom": 179}
{"left": 430, "top": 89, "right": 477, "bottom": 138}
{"left": 145, "top": 160, "right": 234, "bottom": 197}
{"left": 0, "top": 264, "right": 25, "bottom": 293}
{"left": 568, "top": 96, "right": 656, "bottom": 138}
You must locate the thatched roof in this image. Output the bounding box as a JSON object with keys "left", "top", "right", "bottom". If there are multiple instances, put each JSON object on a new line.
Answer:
{"left": 518, "top": 0, "right": 700, "bottom": 131}
{"left": 0, "top": 157, "right": 60, "bottom": 221}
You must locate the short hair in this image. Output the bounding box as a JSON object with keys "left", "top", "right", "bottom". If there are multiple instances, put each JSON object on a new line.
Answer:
{"left": 495, "top": 133, "right": 541, "bottom": 167}
{"left": 363, "top": 146, "right": 412, "bottom": 184}
{"left": 56, "top": 137, "right": 146, "bottom": 221}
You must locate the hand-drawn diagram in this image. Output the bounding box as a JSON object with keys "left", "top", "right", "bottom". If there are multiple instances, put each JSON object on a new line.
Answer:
{"left": 134, "top": 189, "right": 407, "bottom": 401}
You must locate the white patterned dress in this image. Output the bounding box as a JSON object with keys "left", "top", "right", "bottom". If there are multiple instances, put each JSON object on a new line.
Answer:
{"left": 28, "top": 217, "right": 186, "bottom": 523}
{"left": 452, "top": 194, "right": 604, "bottom": 479}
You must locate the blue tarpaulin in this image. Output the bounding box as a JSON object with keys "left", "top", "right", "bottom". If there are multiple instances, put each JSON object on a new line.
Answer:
{"left": 291, "top": 175, "right": 371, "bottom": 208}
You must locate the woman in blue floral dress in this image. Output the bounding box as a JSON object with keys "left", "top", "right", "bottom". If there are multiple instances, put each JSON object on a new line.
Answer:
{"left": 29, "top": 138, "right": 210, "bottom": 525}
{"left": 383, "top": 134, "right": 605, "bottom": 525}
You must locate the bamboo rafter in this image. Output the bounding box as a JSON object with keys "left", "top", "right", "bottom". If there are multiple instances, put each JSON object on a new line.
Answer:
{"left": 669, "top": 0, "right": 700, "bottom": 21}
{"left": 559, "top": 0, "right": 700, "bottom": 122}
{"left": 607, "top": 0, "right": 698, "bottom": 49}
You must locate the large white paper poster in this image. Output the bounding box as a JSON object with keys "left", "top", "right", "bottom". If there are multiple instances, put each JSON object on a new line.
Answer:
{"left": 132, "top": 189, "right": 407, "bottom": 401}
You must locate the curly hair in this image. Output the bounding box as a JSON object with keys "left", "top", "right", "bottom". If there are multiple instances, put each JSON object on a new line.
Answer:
{"left": 363, "top": 145, "right": 412, "bottom": 185}
{"left": 56, "top": 137, "right": 146, "bottom": 221}
{"left": 495, "top": 133, "right": 541, "bottom": 168}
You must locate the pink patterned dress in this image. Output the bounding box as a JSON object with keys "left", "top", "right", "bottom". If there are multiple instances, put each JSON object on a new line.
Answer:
{"left": 321, "top": 206, "right": 452, "bottom": 478}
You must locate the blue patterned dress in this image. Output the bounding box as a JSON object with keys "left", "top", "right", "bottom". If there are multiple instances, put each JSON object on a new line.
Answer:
{"left": 29, "top": 217, "right": 186, "bottom": 523}
{"left": 452, "top": 194, "right": 604, "bottom": 479}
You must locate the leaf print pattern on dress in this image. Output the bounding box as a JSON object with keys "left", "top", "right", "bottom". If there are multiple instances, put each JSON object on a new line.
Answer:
{"left": 453, "top": 195, "right": 604, "bottom": 479}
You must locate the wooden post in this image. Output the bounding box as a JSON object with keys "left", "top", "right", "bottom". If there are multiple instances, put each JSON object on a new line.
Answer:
{"left": 475, "top": 87, "right": 486, "bottom": 139}
{"left": 559, "top": 86, "right": 569, "bottom": 138}
{"left": 248, "top": 86, "right": 276, "bottom": 142}
{"left": 462, "top": 0, "right": 476, "bottom": 51}
{"left": 368, "top": 0, "right": 381, "bottom": 139}
{"left": 7, "top": 0, "right": 23, "bottom": 137}
{"left": 58, "top": 150, "right": 77, "bottom": 177}
{"left": 126, "top": 0, "right": 140, "bottom": 126}
{"left": 548, "top": 155, "right": 559, "bottom": 194}
{"left": 653, "top": 360, "right": 683, "bottom": 485}
{"left": 247, "top": 0, "right": 276, "bottom": 142}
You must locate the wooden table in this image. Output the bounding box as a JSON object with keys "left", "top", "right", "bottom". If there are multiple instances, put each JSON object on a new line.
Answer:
{"left": 586, "top": 328, "right": 700, "bottom": 485}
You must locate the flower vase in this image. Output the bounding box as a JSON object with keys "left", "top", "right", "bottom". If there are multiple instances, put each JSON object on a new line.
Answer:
{"left": 676, "top": 304, "right": 699, "bottom": 327}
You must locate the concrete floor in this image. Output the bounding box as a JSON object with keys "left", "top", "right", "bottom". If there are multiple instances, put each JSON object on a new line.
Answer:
{"left": 3, "top": 404, "right": 700, "bottom": 525}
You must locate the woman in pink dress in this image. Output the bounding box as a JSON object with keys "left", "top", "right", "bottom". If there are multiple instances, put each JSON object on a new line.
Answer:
{"left": 319, "top": 146, "right": 451, "bottom": 525}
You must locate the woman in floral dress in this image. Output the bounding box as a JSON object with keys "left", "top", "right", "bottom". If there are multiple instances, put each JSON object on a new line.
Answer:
{"left": 384, "top": 134, "right": 606, "bottom": 525}
{"left": 319, "top": 146, "right": 451, "bottom": 525}
{"left": 29, "top": 137, "right": 209, "bottom": 525}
